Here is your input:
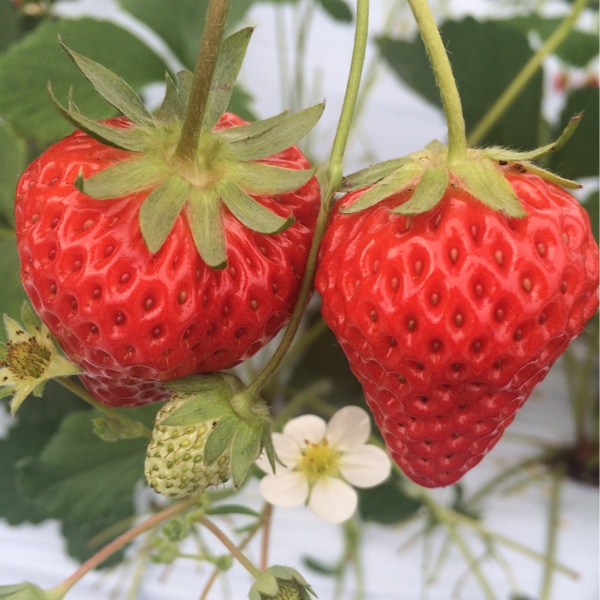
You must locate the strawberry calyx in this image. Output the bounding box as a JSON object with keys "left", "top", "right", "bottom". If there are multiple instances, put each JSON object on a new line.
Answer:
{"left": 49, "top": 31, "right": 323, "bottom": 268}
{"left": 340, "top": 113, "right": 582, "bottom": 217}
{"left": 160, "top": 373, "right": 275, "bottom": 490}
{"left": 249, "top": 566, "right": 316, "bottom": 600}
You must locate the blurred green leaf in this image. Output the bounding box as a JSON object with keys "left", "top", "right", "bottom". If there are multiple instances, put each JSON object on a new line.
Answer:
{"left": 377, "top": 17, "right": 544, "bottom": 149}
{"left": 0, "top": 239, "right": 27, "bottom": 341}
{"left": 550, "top": 86, "right": 599, "bottom": 179}
{"left": 0, "top": 1, "right": 21, "bottom": 53}
{"left": 18, "top": 409, "right": 146, "bottom": 524}
{"left": 0, "top": 381, "right": 84, "bottom": 525}
{"left": 0, "top": 122, "right": 26, "bottom": 229}
{"left": 358, "top": 471, "right": 422, "bottom": 525}
{"left": 318, "top": 0, "right": 353, "bottom": 23}
{"left": 506, "top": 15, "right": 599, "bottom": 68}
{"left": 0, "top": 18, "right": 167, "bottom": 145}
{"left": 118, "top": 0, "right": 255, "bottom": 70}
{"left": 288, "top": 315, "right": 364, "bottom": 409}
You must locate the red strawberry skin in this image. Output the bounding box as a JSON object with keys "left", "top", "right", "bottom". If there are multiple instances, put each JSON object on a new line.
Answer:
{"left": 15, "top": 114, "right": 320, "bottom": 407}
{"left": 316, "top": 171, "right": 598, "bottom": 487}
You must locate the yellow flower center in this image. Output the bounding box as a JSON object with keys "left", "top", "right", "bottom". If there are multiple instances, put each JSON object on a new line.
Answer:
{"left": 297, "top": 438, "right": 340, "bottom": 480}
{"left": 5, "top": 337, "right": 51, "bottom": 380}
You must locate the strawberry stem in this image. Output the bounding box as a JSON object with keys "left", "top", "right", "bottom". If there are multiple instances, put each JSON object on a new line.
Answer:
{"left": 406, "top": 0, "right": 467, "bottom": 164}
{"left": 174, "top": 0, "right": 231, "bottom": 164}
{"left": 49, "top": 497, "right": 198, "bottom": 597}
{"left": 242, "top": 0, "right": 371, "bottom": 402}
{"left": 469, "top": 0, "right": 589, "bottom": 146}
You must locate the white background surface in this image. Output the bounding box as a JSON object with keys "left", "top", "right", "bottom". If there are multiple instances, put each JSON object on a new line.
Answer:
{"left": 1, "top": 1, "right": 598, "bottom": 599}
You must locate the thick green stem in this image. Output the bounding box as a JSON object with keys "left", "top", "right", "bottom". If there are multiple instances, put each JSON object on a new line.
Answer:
{"left": 55, "top": 376, "right": 152, "bottom": 438}
{"left": 174, "top": 0, "right": 231, "bottom": 162}
{"left": 468, "top": 0, "right": 589, "bottom": 146}
{"left": 406, "top": 0, "right": 467, "bottom": 163}
{"left": 50, "top": 498, "right": 198, "bottom": 597}
{"left": 243, "top": 0, "right": 370, "bottom": 401}
{"left": 199, "top": 517, "right": 262, "bottom": 579}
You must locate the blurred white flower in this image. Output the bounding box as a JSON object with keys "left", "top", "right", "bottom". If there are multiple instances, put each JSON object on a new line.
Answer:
{"left": 256, "top": 405, "right": 392, "bottom": 524}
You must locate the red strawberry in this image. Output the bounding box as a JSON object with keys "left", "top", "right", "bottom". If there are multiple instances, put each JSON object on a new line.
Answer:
{"left": 316, "top": 167, "right": 598, "bottom": 488}
{"left": 15, "top": 114, "right": 320, "bottom": 407}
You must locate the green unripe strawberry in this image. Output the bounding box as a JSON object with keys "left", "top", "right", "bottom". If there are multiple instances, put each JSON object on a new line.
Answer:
{"left": 144, "top": 395, "right": 231, "bottom": 499}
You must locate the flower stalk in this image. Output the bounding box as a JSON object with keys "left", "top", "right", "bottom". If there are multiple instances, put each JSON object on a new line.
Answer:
{"left": 174, "top": 0, "right": 232, "bottom": 163}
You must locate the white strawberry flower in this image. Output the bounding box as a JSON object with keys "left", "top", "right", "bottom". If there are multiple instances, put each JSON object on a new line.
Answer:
{"left": 0, "top": 303, "right": 81, "bottom": 415}
{"left": 256, "top": 406, "right": 392, "bottom": 524}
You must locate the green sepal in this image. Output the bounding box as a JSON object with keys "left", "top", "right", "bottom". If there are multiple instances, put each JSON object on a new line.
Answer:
{"left": 217, "top": 110, "right": 289, "bottom": 144}
{"left": 226, "top": 102, "right": 325, "bottom": 161}
{"left": 139, "top": 175, "right": 190, "bottom": 253}
{"left": 235, "top": 162, "right": 315, "bottom": 195}
{"left": 229, "top": 421, "right": 262, "bottom": 488}
{"left": 75, "top": 154, "right": 168, "bottom": 199}
{"left": 249, "top": 566, "right": 316, "bottom": 600}
{"left": 481, "top": 112, "right": 582, "bottom": 164}
{"left": 220, "top": 182, "right": 294, "bottom": 234}
{"left": 391, "top": 167, "right": 448, "bottom": 215}
{"left": 204, "top": 415, "right": 239, "bottom": 465}
{"left": 163, "top": 372, "right": 243, "bottom": 394}
{"left": 59, "top": 42, "right": 154, "bottom": 127}
{"left": 202, "top": 27, "right": 254, "bottom": 130}
{"left": 20, "top": 302, "right": 40, "bottom": 335}
{"left": 340, "top": 157, "right": 406, "bottom": 191}
{"left": 176, "top": 70, "right": 193, "bottom": 108}
{"left": 452, "top": 159, "right": 526, "bottom": 217}
{"left": 187, "top": 188, "right": 227, "bottom": 269}
{"left": 517, "top": 161, "right": 582, "bottom": 189}
{"left": 155, "top": 72, "right": 185, "bottom": 123}
{"left": 341, "top": 161, "right": 425, "bottom": 214}
{"left": 48, "top": 85, "right": 150, "bottom": 151}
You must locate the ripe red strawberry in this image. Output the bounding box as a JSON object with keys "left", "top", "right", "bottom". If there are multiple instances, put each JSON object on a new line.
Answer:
{"left": 316, "top": 167, "right": 598, "bottom": 487}
{"left": 15, "top": 114, "right": 320, "bottom": 407}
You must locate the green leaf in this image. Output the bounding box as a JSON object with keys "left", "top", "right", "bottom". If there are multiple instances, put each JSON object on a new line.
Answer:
{"left": 220, "top": 181, "right": 294, "bottom": 234}
{"left": 0, "top": 18, "right": 167, "bottom": 144}
{"left": 0, "top": 122, "right": 26, "bottom": 229}
{"left": 505, "top": 15, "right": 599, "bottom": 68}
{"left": 60, "top": 42, "right": 155, "bottom": 126}
{"left": 550, "top": 87, "right": 599, "bottom": 179}
{"left": 202, "top": 27, "right": 254, "bottom": 130}
{"left": 139, "top": 175, "right": 190, "bottom": 253}
{"left": 234, "top": 162, "right": 315, "bottom": 195}
{"left": 0, "top": 1, "right": 20, "bottom": 54}
{"left": 0, "top": 583, "right": 49, "bottom": 600}
{"left": 377, "top": 17, "right": 543, "bottom": 149}
{"left": 392, "top": 167, "right": 448, "bottom": 214}
{"left": 187, "top": 188, "right": 227, "bottom": 269}
{"left": 226, "top": 103, "right": 325, "bottom": 161}
{"left": 18, "top": 410, "right": 146, "bottom": 524}
{"left": 358, "top": 474, "right": 422, "bottom": 525}
{"left": 0, "top": 381, "right": 84, "bottom": 525}
{"left": 318, "top": 0, "right": 353, "bottom": 22}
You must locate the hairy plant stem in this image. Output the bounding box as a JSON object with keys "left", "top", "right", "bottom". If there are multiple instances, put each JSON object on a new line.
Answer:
{"left": 242, "top": 0, "right": 370, "bottom": 403}
{"left": 55, "top": 376, "right": 152, "bottom": 438}
{"left": 198, "top": 517, "right": 262, "bottom": 579}
{"left": 406, "top": 0, "right": 467, "bottom": 163}
{"left": 540, "top": 467, "right": 566, "bottom": 600}
{"left": 50, "top": 498, "right": 198, "bottom": 597}
{"left": 468, "top": 0, "right": 589, "bottom": 146}
{"left": 174, "top": 0, "right": 231, "bottom": 163}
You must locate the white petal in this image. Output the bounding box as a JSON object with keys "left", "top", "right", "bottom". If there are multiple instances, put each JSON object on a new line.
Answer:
{"left": 3, "top": 315, "right": 25, "bottom": 341}
{"left": 259, "top": 472, "right": 309, "bottom": 507}
{"left": 255, "top": 433, "right": 300, "bottom": 474}
{"left": 326, "top": 406, "right": 371, "bottom": 451}
{"left": 283, "top": 414, "right": 327, "bottom": 447}
{"left": 339, "top": 445, "right": 392, "bottom": 488}
{"left": 308, "top": 477, "right": 357, "bottom": 524}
